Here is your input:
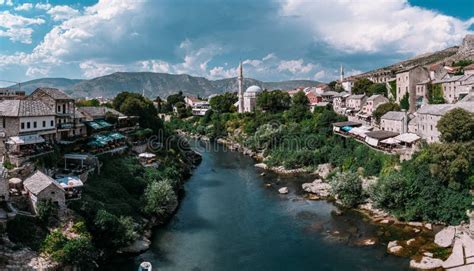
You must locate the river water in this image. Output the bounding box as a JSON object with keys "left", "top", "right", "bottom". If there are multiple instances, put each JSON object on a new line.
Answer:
{"left": 111, "top": 141, "right": 409, "bottom": 270}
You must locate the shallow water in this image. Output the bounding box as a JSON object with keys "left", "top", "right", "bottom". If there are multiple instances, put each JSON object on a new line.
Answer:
{"left": 108, "top": 141, "right": 409, "bottom": 270}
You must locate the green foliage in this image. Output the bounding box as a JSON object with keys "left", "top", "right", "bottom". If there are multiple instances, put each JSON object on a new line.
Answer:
{"left": 92, "top": 209, "right": 137, "bottom": 249}
{"left": 143, "top": 180, "right": 178, "bottom": 216}
{"left": 209, "top": 92, "right": 237, "bottom": 113}
{"left": 3, "top": 160, "right": 14, "bottom": 170}
{"left": 166, "top": 91, "right": 185, "bottom": 106}
{"left": 329, "top": 172, "right": 364, "bottom": 207}
{"left": 367, "top": 83, "right": 387, "bottom": 96}
{"left": 373, "top": 102, "right": 401, "bottom": 124}
{"left": 256, "top": 90, "right": 291, "bottom": 113}
{"left": 76, "top": 99, "right": 100, "bottom": 107}
{"left": 452, "top": 59, "right": 474, "bottom": 67}
{"left": 427, "top": 83, "right": 445, "bottom": 104}
{"left": 437, "top": 108, "right": 474, "bottom": 143}
{"left": 113, "top": 92, "right": 163, "bottom": 133}
{"left": 287, "top": 91, "right": 310, "bottom": 122}
{"left": 7, "top": 216, "right": 47, "bottom": 250}
{"left": 400, "top": 92, "right": 410, "bottom": 110}
{"left": 37, "top": 199, "right": 58, "bottom": 224}
{"left": 352, "top": 78, "right": 373, "bottom": 95}
{"left": 175, "top": 101, "right": 191, "bottom": 118}
{"left": 41, "top": 229, "right": 97, "bottom": 267}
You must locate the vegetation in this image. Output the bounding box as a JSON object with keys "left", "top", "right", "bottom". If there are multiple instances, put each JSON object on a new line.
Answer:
{"left": 256, "top": 90, "right": 291, "bottom": 113}
{"left": 452, "top": 59, "right": 474, "bottom": 67}
{"left": 173, "top": 89, "right": 473, "bottom": 224}
{"left": 389, "top": 80, "right": 397, "bottom": 101}
{"left": 372, "top": 102, "right": 401, "bottom": 124}
{"left": 76, "top": 99, "right": 100, "bottom": 107}
{"left": 113, "top": 92, "right": 163, "bottom": 133}
{"left": 352, "top": 78, "right": 373, "bottom": 95}
{"left": 427, "top": 83, "right": 445, "bottom": 104}
{"left": 209, "top": 92, "right": 237, "bottom": 113}
{"left": 329, "top": 172, "right": 363, "bottom": 207}
{"left": 400, "top": 92, "right": 410, "bottom": 110}
{"left": 437, "top": 108, "right": 474, "bottom": 143}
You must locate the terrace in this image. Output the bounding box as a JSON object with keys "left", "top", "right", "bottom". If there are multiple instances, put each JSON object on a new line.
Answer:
{"left": 6, "top": 135, "right": 54, "bottom": 166}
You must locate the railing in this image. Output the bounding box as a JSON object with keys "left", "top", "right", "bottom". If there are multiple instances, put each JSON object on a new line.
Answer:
{"left": 57, "top": 123, "right": 74, "bottom": 129}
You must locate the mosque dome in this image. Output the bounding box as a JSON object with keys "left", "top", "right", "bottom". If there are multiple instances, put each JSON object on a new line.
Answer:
{"left": 245, "top": 85, "right": 262, "bottom": 93}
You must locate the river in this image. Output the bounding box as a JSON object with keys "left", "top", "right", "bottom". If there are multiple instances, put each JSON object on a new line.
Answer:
{"left": 109, "top": 141, "right": 409, "bottom": 270}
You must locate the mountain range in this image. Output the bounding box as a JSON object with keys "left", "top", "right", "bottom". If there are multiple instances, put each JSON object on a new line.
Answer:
{"left": 10, "top": 72, "right": 320, "bottom": 99}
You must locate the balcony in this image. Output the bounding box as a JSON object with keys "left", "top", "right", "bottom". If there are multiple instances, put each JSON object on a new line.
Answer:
{"left": 57, "top": 123, "right": 74, "bottom": 130}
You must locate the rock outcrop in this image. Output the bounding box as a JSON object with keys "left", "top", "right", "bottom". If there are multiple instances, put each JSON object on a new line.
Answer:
{"left": 302, "top": 179, "right": 331, "bottom": 198}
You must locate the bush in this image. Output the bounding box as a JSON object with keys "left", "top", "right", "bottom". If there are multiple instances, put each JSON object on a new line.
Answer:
{"left": 143, "top": 180, "right": 178, "bottom": 217}
{"left": 329, "top": 172, "right": 364, "bottom": 207}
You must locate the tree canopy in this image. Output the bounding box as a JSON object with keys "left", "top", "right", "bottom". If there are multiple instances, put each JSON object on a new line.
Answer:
{"left": 287, "top": 91, "right": 310, "bottom": 121}
{"left": 209, "top": 92, "right": 237, "bottom": 113}
{"left": 352, "top": 78, "right": 373, "bottom": 95}
{"left": 113, "top": 92, "right": 163, "bottom": 133}
{"left": 256, "top": 90, "right": 291, "bottom": 113}
{"left": 438, "top": 108, "right": 474, "bottom": 143}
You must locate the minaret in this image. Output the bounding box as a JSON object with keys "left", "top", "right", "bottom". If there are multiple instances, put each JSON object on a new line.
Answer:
{"left": 238, "top": 61, "right": 244, "bottom": 113}
{"left": 340, "top": 65, "right": 344, "bottom": 82}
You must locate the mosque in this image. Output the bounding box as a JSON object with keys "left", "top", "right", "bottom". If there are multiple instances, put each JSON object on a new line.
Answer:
{"left": 237, "top": 62, "right": 262, "bottom": 113}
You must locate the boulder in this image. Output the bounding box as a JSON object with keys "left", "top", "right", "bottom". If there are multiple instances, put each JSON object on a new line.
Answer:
{"left": 409, "top": 257, "right": 443, "bottom": 270}
{"left": 255, "top": 163, "right": 268, "bottom": 170}
{"left": 302, "top": 179, "right": 331, "bottom": 197}
{"left": 435, "top": 226, "right": 456, "bottom": 247}
{"left": 278, "top": 187, "right": 289, "bottom": 194}
{"left": 408, "top": 222, "right": 423, "bottom": 227}
{"left": 442, "top": 239, "right": 464, "bottom": 269}
{"left": 315, "top": 163, "right": 333, "bottom": 179}
{"left": 119, "top": 238, "right": 151, "bottom": 254}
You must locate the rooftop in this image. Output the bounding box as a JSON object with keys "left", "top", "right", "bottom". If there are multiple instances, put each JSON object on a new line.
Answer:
{"left": 0, "top": 100, "right": 55, "bottom": 117}
{"left": 347, "top": 94, "right": 366, "bottom": 100}
{"left": 78, "top": 106, "right": 124, "bottom": 118}
{"left": 333, "top": 121, "right": 362, "bottom": 127}
{"left": 417, "top": 102, "right": 474, "bottom": 116}
{"left": 365, "top": 130, "right": 399, "bottom": 140}
{"left": 31, "top": 87, "right": 72, "bottom": 100}
{"left": 24, "top": 170, "right": 64, "bottom": 195}
{"left": 381, "top": 111, "right": 406, "bottom": 121}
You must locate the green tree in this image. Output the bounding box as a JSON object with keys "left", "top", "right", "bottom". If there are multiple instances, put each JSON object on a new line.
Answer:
{"left": 437, "top": 108, "right": 474, "bottom": 143}
{"left": 256, "top": 90, "right": 291, "bottom": 113}
{"left": 352, "top": 78, "right": 373, "bottom": 95}
{"left": 143, "top": 180, "right": 178, "bottom": 217}
{"left": 76, "top": 99, "right": 100, "bottom": 107}
{"left": 209, "top": 92, "right": 237, "bottom": 113}
{"left": 93, "top": 210, "right": 136, "bottom": 249}
{"left": 400, "top": 92, "right": 409, "bottom": 110}
{"left": 114, "top": 92, "right": 163, "bottom": 133}
{"left": 329, "top": 172, "right": 364, "bottom": 207}
{"left": 367, "top": 83, "right": 387, "bottom": 96}
{"left": 287, "top": 91, "right": 310, "bottom": 121}
{"left": 427, "top": 83, "right": 445, "bottom": 104}
{"left": 372, "top": 102, "right": 401, "bottom": 124}
{"left": 166, "top": 91, "right": 185, "bottom": 106}
{"left": 37, "top": 199, "right": 58, "bottom": 224}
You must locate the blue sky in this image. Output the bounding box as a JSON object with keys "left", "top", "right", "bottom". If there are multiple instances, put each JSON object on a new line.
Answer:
{"left": 0, "top": 0, "right": 473, "bottom": 85}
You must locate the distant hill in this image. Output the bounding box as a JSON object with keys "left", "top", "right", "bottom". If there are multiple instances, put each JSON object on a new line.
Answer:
{"left": 11, "top": 72, "right": 321, "bottom": 99}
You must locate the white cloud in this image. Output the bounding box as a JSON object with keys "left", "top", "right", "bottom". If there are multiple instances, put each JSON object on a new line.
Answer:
{"left": 0, "top": 11, "right": 45, "bottom": 43}
{"left": 47, "top": 5, "right": 80, "bottom": 21}
{"left": 0, "top": 0, "right": 13, "bottom": 6}
{"left": 280, "top": 0, "right": 474, "bottom": 54}
{"left": 278, "top": 59, "right": 314, "bottom": 74}
{"left": 26, "top": 66, "right": 50, "bottom": 77}
{"left": 35, "top": 3, "right": 52, "bottom": 10}
{"left": 15, "top": 3, "right": 33, "bottom": 11}
{"left": 140, "top": 60, "right": 170, "bottom": 73}
{"left": 79, "top": 60, "right": 125, "bottom": 78}
{"left": 313, "top": 70, "right": 325, "bottom": 80}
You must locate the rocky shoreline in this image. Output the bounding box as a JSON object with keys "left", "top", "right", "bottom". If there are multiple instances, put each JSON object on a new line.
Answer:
{"left": 179, "top": 131, "right": 474, "bottom": 270}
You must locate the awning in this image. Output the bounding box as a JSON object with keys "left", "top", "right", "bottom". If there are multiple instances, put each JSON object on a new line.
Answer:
{"left": 380, "top": 138, "right": 401, "bottom": 145}
{"left": 394, "top": 133, "right": 420, "bottom": 144}
{"left": 7, "top": 134, "right": 45, "bottom": 145}
{"left": 109, "top": 132, "right": 126, "bottom": 140}
{"left": 349, "top": 127, "right": 368, "bottom": 138}
{"left": 55, "top": 176, "right": 83, "bottom": 188}
{"left": 139, "top": 152, "right": 156, "bottom": 159}
{"left": 341, "top": 126, "right": 353, "bottom": 132}
{"left": 85, "top": 120, "right": 112, "bottom": 130}
{"left": 64, "top": 153, "right": 93, "bottom": 160}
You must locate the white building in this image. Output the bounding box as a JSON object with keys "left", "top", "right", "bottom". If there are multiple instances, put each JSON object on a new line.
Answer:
{"left": 333, "top": 91, "right": 350, "bottom": 114}
{"left": 346, "top": 94, "right": 367, "bottom": 112}
{"left": 361, "top": 94, "right": 389, "bottom": 116}
{"left": 395, "top": 66, "right": 430, "bottom": 113}
{"left": 380, "top": 111, "right": 408, "bottom": 134}
{"left": 243, "top": 86, "right": 262, "bottom": 112}
{"left": 417, "top": 102, "right": 474, "bottom": 143}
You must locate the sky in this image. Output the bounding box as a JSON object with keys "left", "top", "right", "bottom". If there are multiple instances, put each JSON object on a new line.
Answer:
{"left": 0, "top": 0, "right": 473, "bottom": 86}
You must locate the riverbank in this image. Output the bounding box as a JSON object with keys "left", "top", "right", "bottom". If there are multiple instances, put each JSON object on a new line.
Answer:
{"left": 178, "top": 131, "right": 473, "bottom": 269}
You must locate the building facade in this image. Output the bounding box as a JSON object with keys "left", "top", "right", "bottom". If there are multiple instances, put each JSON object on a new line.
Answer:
{"left": 395, "top": 66, "right": 430, "bottom": 113}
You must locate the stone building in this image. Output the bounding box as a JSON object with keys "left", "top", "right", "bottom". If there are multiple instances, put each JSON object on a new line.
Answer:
{"left": 395, "top": 66, "right": 430, "bottom": 113}
{"left": 417, "top": 102, "right": 474, "bottom": 143}
{"left": 361, "top": 94, "right": 389, "bottom": 116}
{"left": 346, "top": 94, "right": 367, "bottom": 111}
{"left": 0, "top": 100, "right": 56, "bottom": 152}
{"left": 332, "top": 91, "right": 350, "bottom": 114}
{"left": 464, "top": 64, "right": 474, "bottom": 76}
{"left": 243, "top": 85, "right": 262, "bottom": 112}
{"left": 380, "top": 111, "right": 407, "bottom": 134}
{"left": 27, "top": 88, "right": 75, "bottom": 140}
{"left": 23, "top": 170, "right": 66, "bottom": 215}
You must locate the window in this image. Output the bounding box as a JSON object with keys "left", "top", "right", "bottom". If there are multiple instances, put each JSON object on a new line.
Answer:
{"left": 430, "top": 125, "right": 433, "bottom": 131}
{"left": 51, "top": 120, "right": 54, "bottom": 126}
{"left": 33, "top": 121, "right": 37, "bottom": 128}
{"left": 2, "top": 118, "right": 4, "bottom": 128}
{"left": 27, "top": 122, "right": 30, "bottom": 129}
{"left": 57, "top": 106, "right": 60, "bottom": 112}
{"left": 21, "top": 122, "right": 24, "bottom": 129}
{"left": 42, "top": 121, "right": 46, "bottom": 127}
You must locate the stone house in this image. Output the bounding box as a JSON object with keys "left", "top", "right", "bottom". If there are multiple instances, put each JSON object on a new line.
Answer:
{"left": 77, "top": 106, "right": 124, "bottom": 121}
{"left": 23, "top": 170, "right": 66, "bottom": 215}
{"left": 361, "top": 94, "right": 389, "bottom": 116}
{"left": 27, "top": 88, "right": 75, "bottom": 140}
{"left": 333, "top": 91, "right": 350, "bottom": 114}
{"left": 464, "top": 64, "right": 474, "bottom": 76}
{"left": 417, "top": 102, "right": 474, "bottom": 143}
{"left": 346, "top": 94, "right": 367, "bottom": 111}
{"left": 395, "top": 66, "right": 430, "bottom": 113}
{"left": 380, "top": 111, "right": 407, "bottom": 134}
{"left": 0, "top": 100, "right": 56, "bottom": 152}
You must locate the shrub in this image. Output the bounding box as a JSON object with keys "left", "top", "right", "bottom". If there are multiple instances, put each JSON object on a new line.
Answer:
{"left": 143, "top": 180, "right": 178, "bottom": 217}
{"left": 329, "top": 172, "right": 364, "bottom": 207}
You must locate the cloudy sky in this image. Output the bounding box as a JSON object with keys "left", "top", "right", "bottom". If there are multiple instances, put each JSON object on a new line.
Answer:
{"left": 0, "top": 0, "right": 473, "bottom": 85}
